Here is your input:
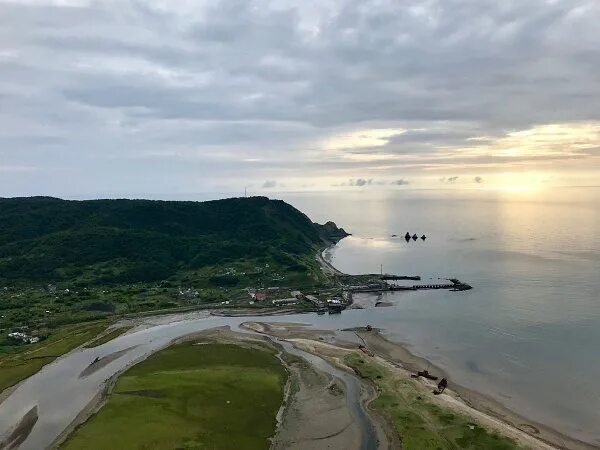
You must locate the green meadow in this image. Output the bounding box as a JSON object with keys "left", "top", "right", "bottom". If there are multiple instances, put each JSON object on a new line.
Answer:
{"left": 344, "top": 353, "right": 521, "bottom": 450}
{"left": 63, "top": 342, "right": 287, "bottom": 450}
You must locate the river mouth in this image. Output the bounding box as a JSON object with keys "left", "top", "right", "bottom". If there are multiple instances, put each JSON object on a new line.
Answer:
{"left": 0, "top": 312, "right": 383, "bottom": 450}
{"left": 0, "top": 308, "right": 594, "bottom": 450}
{"left": 274, "top": 338, "right": 379, "bottom": 450}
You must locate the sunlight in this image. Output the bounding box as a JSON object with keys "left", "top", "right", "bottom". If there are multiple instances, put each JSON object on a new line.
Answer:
{"left": 323, "top": 128, "right": 406, "bottom": 151}
{"left": 468, "top": 122, "right": 600, "bottom": 159}
{"left": 482, "top": 184, "right": 537, "bottom": 192}
{"left": 476, "top": 171, "right": 552, "bottom": 192}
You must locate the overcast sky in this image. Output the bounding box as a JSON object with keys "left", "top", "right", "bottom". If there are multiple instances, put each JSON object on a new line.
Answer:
{"left": 1, "top": 0, "right": 599, "bottom": 197}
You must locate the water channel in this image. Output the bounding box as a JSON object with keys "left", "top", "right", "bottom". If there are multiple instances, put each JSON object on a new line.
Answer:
{"left": 0, "top": 311, "right": 379, "bottom": 450}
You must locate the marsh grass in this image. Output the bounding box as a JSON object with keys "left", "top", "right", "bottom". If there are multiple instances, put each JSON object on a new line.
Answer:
{"left": 62, "top": 342, "right": 287, "bottom": 450}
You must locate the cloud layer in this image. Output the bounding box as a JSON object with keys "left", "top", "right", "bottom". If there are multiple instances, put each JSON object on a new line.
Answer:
{"left": 1, "top": 0, "right": 599, "bottom": 195}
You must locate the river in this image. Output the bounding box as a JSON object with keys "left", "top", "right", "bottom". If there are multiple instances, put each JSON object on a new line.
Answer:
{"left": 2, "top": 187, "right": 599, "bottom": 448}
{"left": 0, "top": 312, "right": 383, "bottom": 450}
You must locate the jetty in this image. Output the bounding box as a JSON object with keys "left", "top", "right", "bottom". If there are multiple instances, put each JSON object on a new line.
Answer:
{"left": 310, "top": 254, "right": 475, "bottom": 316}
{"left": 348, "top": 278, "right": 472, "bottom": 294}
{"left": 380, "top": 275, "right": 421, "bottom": 281}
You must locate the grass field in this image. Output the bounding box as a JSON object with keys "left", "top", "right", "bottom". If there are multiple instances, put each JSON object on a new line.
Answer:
{"left": 62, "top": 342, "right": 287, "bottom": 450}
{"left": 0, "top": 321, "right": 108, "bottom": 392}
{"left": 344, "top": 353, "right": 521, "bottom": 450}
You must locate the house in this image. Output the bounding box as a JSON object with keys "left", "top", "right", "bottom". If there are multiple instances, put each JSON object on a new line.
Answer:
{"left": 8, "top": 331, "right": 40, "bottom": 344}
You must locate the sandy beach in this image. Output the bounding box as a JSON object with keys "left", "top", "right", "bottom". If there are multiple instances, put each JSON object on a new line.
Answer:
{"left": 354, "top": 329, "right": 597, "bottom": 450}
{"left": 4, "top": 309, "right": 595, "bottom": 450}
{"left": 244, "top": 321, "right": 597, "bottom": 450}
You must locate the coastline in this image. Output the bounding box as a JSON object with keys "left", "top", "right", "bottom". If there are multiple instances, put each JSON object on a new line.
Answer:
{"left": 11, "top": 308, "right": 593, "bottom": 450}
{"left": 316, "top": 246, "right": 346, "bottom": 276}
{"left": 1, "top": 244, "right": 594, "bottom": 449}
{"left": 245, "top": 321, "right": 595, "bottom": 450}
{"left": 314, "top": 244, "right": 597, "bottom": 449}
{"left": 355, "top": 328, "right": 595, "bottom": 450}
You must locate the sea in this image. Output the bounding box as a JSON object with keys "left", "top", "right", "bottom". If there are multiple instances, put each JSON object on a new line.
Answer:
{"left": 275, "top": 188, "right": 600, "bottom": 445}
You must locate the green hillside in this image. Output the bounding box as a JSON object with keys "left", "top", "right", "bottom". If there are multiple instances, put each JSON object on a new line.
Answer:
{"left": 0, "top": 196, "right": 348, "bottom": 285}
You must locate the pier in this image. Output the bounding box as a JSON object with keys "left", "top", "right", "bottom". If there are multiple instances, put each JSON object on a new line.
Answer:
{"left": 380, "top": 275, "right": 421, "bottom": 281}
{"left": 348, "top": 278, "right": 472, "bottom": 294}
{"left": 312, "top": 257, "right": 474, "bottom": 315}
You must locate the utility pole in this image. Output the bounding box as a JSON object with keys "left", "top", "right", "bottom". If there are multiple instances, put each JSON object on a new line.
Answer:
{"left": 380, "top": 264, "right": 383, "bottom": 276}
{"left": 244, "top": 187, "right": 247, "bottom": 198}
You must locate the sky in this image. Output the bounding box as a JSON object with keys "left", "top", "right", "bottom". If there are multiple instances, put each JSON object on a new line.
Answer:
{"left": 1, "top": 0, "right": 599, "bottom": 197}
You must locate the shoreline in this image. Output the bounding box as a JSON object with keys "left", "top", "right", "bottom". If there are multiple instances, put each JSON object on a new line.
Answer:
{"left": 355, "top": 328, "right": 595, "bottom": 450}
{"left": 242, "top": 324, "right": 391, "bottom": 449}
{"left": 245, "top": 321, "right": 596, "bottom": 450}
{"left": 316, "top": 246, "right": 347, "bottom": 276}
{"left": 7, "top": 308, "right": 594, "bottom": 449}
{"left": 0, "top": 243, "right": 594, "bottom": 449}
{"left": 315, "top": 244, "right": 597, "bottom": 449}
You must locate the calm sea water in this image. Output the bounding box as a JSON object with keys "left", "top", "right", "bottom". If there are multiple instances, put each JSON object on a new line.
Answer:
{"left": 278, "top": 188, "right": 600, "bottom": 445}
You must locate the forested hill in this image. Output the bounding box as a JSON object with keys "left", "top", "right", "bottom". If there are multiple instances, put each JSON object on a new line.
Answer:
{"left": 0, "top": 196, "right": 348, "bottom": 284}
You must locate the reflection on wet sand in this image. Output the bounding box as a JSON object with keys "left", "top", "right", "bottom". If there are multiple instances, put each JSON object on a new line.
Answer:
{"left": 0, "top": 405, "right": 38, "bottom": 450}
{"left": 79, "top": 346, "right": 138, "bottom": 379}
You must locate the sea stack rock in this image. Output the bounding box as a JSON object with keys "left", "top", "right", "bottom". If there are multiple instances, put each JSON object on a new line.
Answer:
{"left": 421, "top": 235, "right": 427, "bottom": 241}
{"left": 405, "top": 232, "right": 411, "bottom": 242}
{"left": 412, "top": 233, "right": 418, "bottom": 241}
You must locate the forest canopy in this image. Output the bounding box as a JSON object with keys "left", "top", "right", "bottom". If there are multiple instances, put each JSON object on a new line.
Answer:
{"left": 0, "top": 196, "right": 348, "bottom": 284}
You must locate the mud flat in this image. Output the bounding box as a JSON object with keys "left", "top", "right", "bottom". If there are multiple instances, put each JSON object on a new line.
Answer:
{"left": 3, "top": 310, "right": 594, "bottom": 449}
{"left": 249, "top": 322, "right": 596, "bottom": 450}
{"left": 78, "top": 346, "right": 137, "bottom": 378}
{"left": 272, "top": 349, "right": 365, "bottom": 449}
{"left": 176, "top": 326, "right": 385, "bottom": 449}
{"left": 49, "top": 325, "right": 387, "bottom": 450}
{"left": 0, "top": 405, "right": 38, "bottom": 449}
{"left": 242, "top": 323, "right": 390, "bottom": 449}
{"left": 242, "top": 322, "right": 337, "bottom": 340}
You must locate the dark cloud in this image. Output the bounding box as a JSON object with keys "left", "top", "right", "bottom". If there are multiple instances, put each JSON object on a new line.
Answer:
{"left": 0, "top": 0, "right": 598, "bottom": 195}
{"left": 391, "top": 179, "right": 410, "bottom": 186}
{"left": 474, "top": 176, "right": 483, "bottom": 183}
